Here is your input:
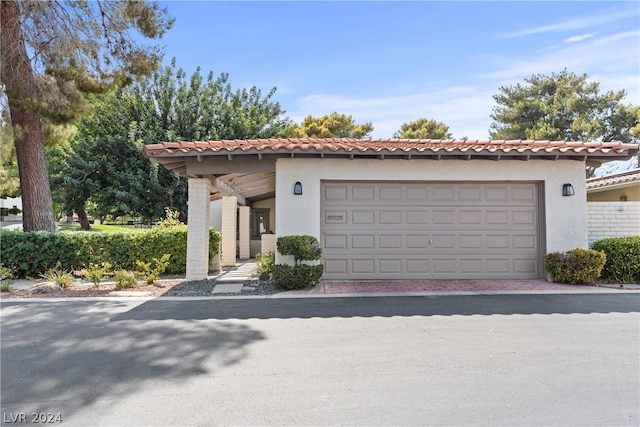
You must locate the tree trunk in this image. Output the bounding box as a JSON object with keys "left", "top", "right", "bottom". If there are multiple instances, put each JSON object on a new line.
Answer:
{"left": 76, "top": 204, "right": 91, "bottom": 231}
{"left": 0, "top": 0, "right": 57, "bottom": 232}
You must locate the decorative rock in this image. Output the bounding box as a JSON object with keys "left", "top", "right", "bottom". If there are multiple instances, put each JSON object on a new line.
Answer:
{"left": 14, "top": 282, "right": 63, "bottom": 296}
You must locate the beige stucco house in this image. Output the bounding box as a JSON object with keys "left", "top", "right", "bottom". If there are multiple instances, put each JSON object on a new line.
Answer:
{"left": 144, "top": 138, "right": 638, "bottom": 281}
{"left": 587, "top": 168, "right": 640, "bottom": 202}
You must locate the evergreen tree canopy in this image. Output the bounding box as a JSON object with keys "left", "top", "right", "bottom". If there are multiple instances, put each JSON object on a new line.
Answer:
{"left": 393, "top": 118, "right": 453, "bottom": 139}
{"left": 1, "top": 0, "right": 173, "bottom": 231}
{"left": 489, "top": 69, "right": 639, "bottom": 143}
{"left": 48, "top": 61, "right": 290, "bottom": 228}
{"left": 284, "top": 112, "right": 373, "bottom": 139}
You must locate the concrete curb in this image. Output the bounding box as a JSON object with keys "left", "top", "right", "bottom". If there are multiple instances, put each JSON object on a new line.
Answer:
{"left": 2, "top": 288, "right": 639, "bottom": 303}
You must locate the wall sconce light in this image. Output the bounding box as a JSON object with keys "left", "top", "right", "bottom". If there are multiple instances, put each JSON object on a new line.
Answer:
{"left": 293, "top": 181, "right": 303, "bottom": 195}
{"left": 562, "top": 183, "right": 575, "bottom": 197}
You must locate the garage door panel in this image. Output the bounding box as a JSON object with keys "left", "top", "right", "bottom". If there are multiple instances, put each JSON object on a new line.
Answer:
{"left": 325, "top": 186, "right": 348, "bottom": 201}
{"left": 460, "top": 210, "right": 482, "bottom": 224}
{"left": 379, "top": 234, "right": 402, "bottom": 249}
{"left": 352, "top": 210, "right": 375, "bottom": 224}
{"left": 406, "top": 210, "right": 429, "bottom": 224}
{"left": 432, "top": 210, "right": 455, "bottom": 224}
{"left": 324, "top": 259, "right": 348, "bottom": 274}
{"left": 351, "top": 234, "right": 375, "bottom": 249}
{"left": 379, "top": 259, "right": 403, "bottom": 274}
{"left": 433, "top": 259, "right": 456, "bottom": 274}
{"left": 460, "top": 234, "right": 483, "bottom": 249}
{"left": 379, "top": 210, "right": 402, "bottom": 224}
{"left": 352, "top": 259, "right": 375, "bottom": 274}
{"left": 461, "top": 258, "right": 484, "bottom": 273}
{"left": 325, "top": 234, "right": 348, "bottom": 249}
{"left": 407, "top": 235, "right": 430, "bottom": 248}
{"left": 487, "top": 259, "right": 510, "bottom": 273}
{"left": 406, "top": 259, "right": 430, "bottom": 273}
{"left": 321, "top": 181, "right": 542, "bottom": 280}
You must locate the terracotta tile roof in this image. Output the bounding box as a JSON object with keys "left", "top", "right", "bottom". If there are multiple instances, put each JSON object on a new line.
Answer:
{"left": 144, "top": 138, "right": 638, "bottom": 158}
{"left": 587, "top": 168, "right": 640, "bottom": 189}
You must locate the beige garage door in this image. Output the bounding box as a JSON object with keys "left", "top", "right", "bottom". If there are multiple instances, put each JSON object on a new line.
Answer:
{"left": 321, "top": 181, "right": 543, "bottom": 280}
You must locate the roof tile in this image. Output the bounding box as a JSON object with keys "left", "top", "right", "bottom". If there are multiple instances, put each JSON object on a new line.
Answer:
{"left": 587, "top": 168, "right": 640, "bottom": 189}
{"left": 144, "top": 138, "right": 639, "bottom": 159}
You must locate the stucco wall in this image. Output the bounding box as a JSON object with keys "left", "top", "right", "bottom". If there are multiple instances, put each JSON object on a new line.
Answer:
{"left": 587, "top": 202, "right": 640, "bottom": 245}
{"left": 275, "top": 158, "right": 588, "bottom": 263}
{"left": 587, "top": 185, "right": 640, "bottom": 202}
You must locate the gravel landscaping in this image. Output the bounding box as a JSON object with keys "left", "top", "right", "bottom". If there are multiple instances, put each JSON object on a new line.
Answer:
{"left": 166, "top": 278, "right": 279, "bottom": 297}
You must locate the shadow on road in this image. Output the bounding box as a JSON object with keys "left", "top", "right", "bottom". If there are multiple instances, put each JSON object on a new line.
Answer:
{"left": 111, "top": 293, "right": 640, "bottom": 321}
{"left": 1, "top": 300, "right": 265, "bottom": 418}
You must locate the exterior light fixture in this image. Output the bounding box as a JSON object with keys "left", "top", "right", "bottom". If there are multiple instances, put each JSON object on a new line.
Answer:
{"left": 294, "top": 181, "right": 303, "bottom": 195}
{"left": 562, "top": 183, "right": 575, "bottom": 197}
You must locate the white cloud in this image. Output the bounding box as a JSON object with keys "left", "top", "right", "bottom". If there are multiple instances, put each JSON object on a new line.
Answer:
{"left": 564, "top": 33, "right": 597, "bottom": 43}
{"left": 480, "top": 29, "right": 639, "bottom": 103}
{"left": 498, "top": 6, "right": 636, "bottom": 38}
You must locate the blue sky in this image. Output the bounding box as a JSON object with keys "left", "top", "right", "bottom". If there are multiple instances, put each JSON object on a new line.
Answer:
{"left": 157, "top": 1, "right": 640, "bottom": 140}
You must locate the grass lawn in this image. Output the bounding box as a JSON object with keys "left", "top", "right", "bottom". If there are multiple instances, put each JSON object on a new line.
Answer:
{"left": 59, "top": 224, "right": 148, "bottom": 233}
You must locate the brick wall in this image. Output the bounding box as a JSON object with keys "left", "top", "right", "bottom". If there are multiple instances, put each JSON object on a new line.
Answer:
{"left": 587, "top": 202, "right": 640, "bottom": 246}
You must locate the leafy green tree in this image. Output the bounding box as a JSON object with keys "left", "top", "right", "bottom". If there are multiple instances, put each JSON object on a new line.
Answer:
{"left": 393, "top": 118, "right": 453, "bottom": 139}
{"left": 489, "top": 69, "right": 640, "bottom": 143}
{"left": 0, "top": 0, "right": 173, "bottom": 231}
{"left": 284, "top": 112, "right": 373, "bottom": 138}
{"left": 49, "top": 61, "right": 289, "bottom": 229}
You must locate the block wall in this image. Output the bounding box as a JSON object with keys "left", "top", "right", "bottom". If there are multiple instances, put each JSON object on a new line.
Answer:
{"left": 587, "top": 202, "right": 640, "bottom": 246}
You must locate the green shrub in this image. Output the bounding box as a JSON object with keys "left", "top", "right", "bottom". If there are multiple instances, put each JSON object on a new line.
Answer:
{"left": 545, "top": 248, "right": 607, "bottom": 285}
{"left": 1, "top": 226, "right": 221, "bottom": 278}
{"left": 277, "top": 235, "right": 322, "bottom": 266}
{"left": 0, "top": 264, "right": 14, "bottom": 292}
{"left": 254, "top": 252, "right": 275, "bottom": 274}
{"left": 591, "top": 236, "right": 640, "bottom": 283}
{"left": 41, "top": 263, "right": 74, "bottom": 289}
{"left": 82, "top": 262, "right": 112, "bottom": 288}
{"left": 114, "top": 270, "right": 138, "bottom": 290}
{"left": 272, "top": 264, "right": 324, "bottom": 290}
{"left": 135, "top": 254, "right": 171, "bottom": 284}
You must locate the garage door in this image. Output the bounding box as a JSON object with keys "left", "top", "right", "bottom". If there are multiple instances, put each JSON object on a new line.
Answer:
{"left": 321, "top": 181, "right": 543, "bottom": 280}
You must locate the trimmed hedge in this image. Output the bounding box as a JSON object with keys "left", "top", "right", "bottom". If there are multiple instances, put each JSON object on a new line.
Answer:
{"left": 0, "top": 226, "right": 221, "bottom": 278}
{"left": 591, "top": 236, "right": 640, "bottom": 283}
{"left": 277, "top": 235, "right": 322, "bottom": 266}
{"left": 273, "top": 235, "right": 324, "bottom": 290}
{"left": 272, "top": 264, "right": 324, "bottom": 290}
{"left": 545, "top": 248, "right": 606, "bottom": 285}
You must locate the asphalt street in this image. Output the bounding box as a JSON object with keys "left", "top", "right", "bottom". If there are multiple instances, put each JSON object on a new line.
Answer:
{"left": 1, "top": 294, "right": 639, "bottom": 426}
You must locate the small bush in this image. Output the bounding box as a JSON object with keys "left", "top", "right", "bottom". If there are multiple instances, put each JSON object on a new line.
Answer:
{"left": 277, "top": 235, "right": 322, "bottom": 266}
{"left": 114, "top": 270, "right": 138, "bottom": 290}
{"left": 41, "top": 263, "right": 74, "bottom": 289}
{"left": 274, "top": 235, "right": 324, "bottom": 289}
{"left": 135, "top": 254, "right": 171, "bottom": 284}
{"left": 272, "top": 264, "right": 324, "bottom": 290}
{"left": 591, "top": 236, "right": 640, "bottom": 283}
{"left": 545, "top": 248, "right": 606, "bottom": 285}
{"left": 0, "top": 264, "right": 14, "bottom": 292}
{"left": 82, "top": 262, "right": 112, "bottom": 288}
{"left": 254, "top": 252, "right": 275, "bottom": 275}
